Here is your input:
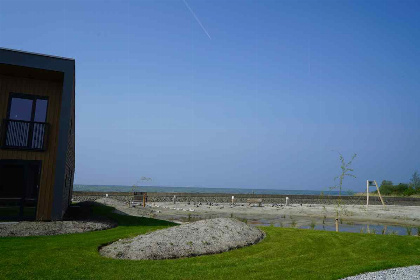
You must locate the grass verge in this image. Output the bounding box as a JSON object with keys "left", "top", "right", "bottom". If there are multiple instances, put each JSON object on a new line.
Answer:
{"left": 0, "top": 203, "right": 419, "bottom": 280}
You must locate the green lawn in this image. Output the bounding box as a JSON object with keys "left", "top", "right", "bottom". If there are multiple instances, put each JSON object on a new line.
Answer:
{"left": 0, "top": 204, "right": 419, "bottom": 280}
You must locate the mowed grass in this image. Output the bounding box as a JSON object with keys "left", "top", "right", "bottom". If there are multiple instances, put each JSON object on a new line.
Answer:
{"left": 0, "top": 204, "right": 419, "bottom": 280}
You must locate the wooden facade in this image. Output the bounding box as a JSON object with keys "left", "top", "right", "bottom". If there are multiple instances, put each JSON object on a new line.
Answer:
{"left": 0, "top": 48, "right": 75, "bottom": 221}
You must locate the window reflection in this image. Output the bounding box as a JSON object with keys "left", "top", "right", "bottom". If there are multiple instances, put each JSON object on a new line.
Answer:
{"left": 9, "top": 98, "right": 33, "bottom": 121}
{"left": 34, "top": 99, "right": 48, "bottom": 122}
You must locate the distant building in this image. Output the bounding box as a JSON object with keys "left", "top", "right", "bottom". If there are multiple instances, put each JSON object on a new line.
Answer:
{"left": 0, "top": 48, "right": 75, "bottom": 221}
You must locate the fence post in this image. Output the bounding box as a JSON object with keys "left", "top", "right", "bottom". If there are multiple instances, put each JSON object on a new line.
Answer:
{"left": 366, "top": 180, "right": 369, "bottom": 207}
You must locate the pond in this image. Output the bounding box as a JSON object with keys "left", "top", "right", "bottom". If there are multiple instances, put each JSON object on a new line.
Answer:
{"left": 247, "top": 218, "right": 420, "bottom": 236}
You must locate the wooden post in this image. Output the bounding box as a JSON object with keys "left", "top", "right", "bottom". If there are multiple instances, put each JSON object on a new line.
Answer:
{"left": 374, "top": 180, "right": 385, "bottom": 207}
{"left": 335, "top": 218, "right": 339, "bottom": 232}
{"left": 143, "top": 193, "right": 146, "bottom": 208}
{"left": 366, "top": 180, "right": 369, "bottom": 207}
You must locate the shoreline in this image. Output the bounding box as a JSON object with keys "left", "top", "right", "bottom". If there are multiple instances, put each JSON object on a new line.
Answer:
{"left": 73, "top": 191, "right": 420, "bottom": 206}
{"left": 91, "top": 196, "right": 420, "bottom": 230}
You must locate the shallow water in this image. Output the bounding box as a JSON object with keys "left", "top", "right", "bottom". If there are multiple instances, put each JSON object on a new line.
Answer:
{"left": 75, "top": 185, "right": 349, "bottom": 195}
{"left": 159, "top": 212, "right": 419, "bottom": 236}
{"left": 247, "top": 218, "right": 420, "bottom": 236}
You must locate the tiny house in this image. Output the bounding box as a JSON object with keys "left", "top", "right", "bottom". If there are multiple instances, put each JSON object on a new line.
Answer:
{"left": 0, "top": 48, "right": 75, "bottom": 221}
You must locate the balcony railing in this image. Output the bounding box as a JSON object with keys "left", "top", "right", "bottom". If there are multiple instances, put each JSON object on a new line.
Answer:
{"left": 0, "top": 119, "right": 49, "bottom": 151}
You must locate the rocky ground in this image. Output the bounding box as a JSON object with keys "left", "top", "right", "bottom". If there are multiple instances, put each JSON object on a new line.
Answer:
{"left": 342, "top": 265, "right": 420, "bottom": 280}
{"left": 99, "top": 217, "right": 265, "bottom": 260}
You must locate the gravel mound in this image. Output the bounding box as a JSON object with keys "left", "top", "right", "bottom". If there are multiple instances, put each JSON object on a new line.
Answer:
{"left": 99, "top": 218, "right": 265, "bottom": 260}
{"left": 341, "top": 266, "right": 420, "bottom": 280}
{"left": 0, "top": 220, "right": 116, "bottom": 237}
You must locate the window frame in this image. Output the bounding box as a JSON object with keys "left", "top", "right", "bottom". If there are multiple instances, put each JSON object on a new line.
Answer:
{"left": 6, "top": 93, "right": 49, "bottom": 124}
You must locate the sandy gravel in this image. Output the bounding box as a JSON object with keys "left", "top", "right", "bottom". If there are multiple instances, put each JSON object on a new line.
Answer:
{"left": 97, "top": 198, "right": 420, "bottom": 228}
{"left": 0, "top": 220, "right": 116, "bottom": 237}
{"left": 99, "top": 218, "right": 265, "bottom": 260}
{"left": 341, "top": 265, "right": 420, "bottom": 279}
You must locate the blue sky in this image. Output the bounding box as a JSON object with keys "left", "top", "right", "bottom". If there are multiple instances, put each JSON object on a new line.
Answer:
{"left": 1, "top": 0, "right": 419, "bottom": 191}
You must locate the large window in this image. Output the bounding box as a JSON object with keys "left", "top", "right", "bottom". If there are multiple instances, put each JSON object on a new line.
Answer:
{"left": 2, "top": 94, "right": 49, "bottom": 150}
{"left": 0, "top": 160, "right": 41, "bottom": 220}
{"left": 8, "top": 94, "right": 48, "bottom": 122}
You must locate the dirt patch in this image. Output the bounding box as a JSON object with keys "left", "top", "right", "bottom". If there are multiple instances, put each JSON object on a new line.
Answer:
{"left": 99, "top": 218, "right": 265, "bottom": 260}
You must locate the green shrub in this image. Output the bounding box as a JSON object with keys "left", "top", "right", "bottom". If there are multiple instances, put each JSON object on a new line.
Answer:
{"left": 403, "top": 187, "right": 416, "bottom": 196}
{"left": 379, "top": 180, "right": 394, "bottom": 195}
{"left": 377, "top": 180, "right": 419, "bottom": 196}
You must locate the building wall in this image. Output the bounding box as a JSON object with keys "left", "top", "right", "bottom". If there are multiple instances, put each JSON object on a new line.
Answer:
{"left": 0, "top": 73, "right": 63, "bottom": 220}
{"left": 61, "top": 81, "right": 75, "bottom": 217}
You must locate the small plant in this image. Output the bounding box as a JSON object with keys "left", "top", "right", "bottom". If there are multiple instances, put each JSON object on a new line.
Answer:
{"left": 188, "top": 213, "right": 192, "bottom": 222}
{"left": 131, "top": 176, "right": 152, "bottom": 193}
{"left": 270, "top": 222, "right": 275, "bottom": 227}
{"left": 406, "top": 227, "right": 412, "bottom": 236}
{"left": 186, "top": 241, "right": 193, "bottom": 246}
{"left": 330, "top": 152, "right": 357, "bottom": 230}
{"left": 333, "top": 152, "right": 357, "bottom": 197}
{"left": 381, "top": 228, "right": 386, "bottom": 235}
{"left": 339, "top": 218, "right": 343, "bottom": 224}
{"left": 310, "top": 221, "right": 316, "bottom": 230}
{"left": 360, "top": 228, "right": 364, "bottom": 234}
{"left": 230, "top": 213, "right": 234, "bottom": 218}
{"left": 371, "top": 228, "right": 377, "bottom": 235}
{"left": 238, "top": 217, "right": 248, "bottom": 224}
{"left": 291, "top": 220, "right": 297, "bottom": 228}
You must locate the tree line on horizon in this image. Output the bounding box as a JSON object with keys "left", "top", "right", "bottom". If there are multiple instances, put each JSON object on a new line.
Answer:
{"left": 373, "top": 171, "right": 420, "bottom": 196}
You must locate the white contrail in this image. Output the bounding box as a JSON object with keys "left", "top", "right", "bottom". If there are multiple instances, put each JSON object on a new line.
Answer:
{"left": 182, "top": 0, "right": 212, "bottom": 39}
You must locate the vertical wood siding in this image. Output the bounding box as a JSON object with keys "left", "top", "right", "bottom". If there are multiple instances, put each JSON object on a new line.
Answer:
{"left": 62, "top": 80, "right": 75, "bottom": 217}
{"left": 0, "top": 74, "right": 62, "bottom": 220}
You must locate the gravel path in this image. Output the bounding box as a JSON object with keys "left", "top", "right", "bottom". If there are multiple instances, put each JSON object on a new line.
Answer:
{"left": 100, "top": 217, "right": 265, "bottom": 260}
{"left": 0, "top": 202, "right": 116, "bottom": 237}
{"left": 0, "top": 220, "right": 116, "bottom": 237}
{"left": 341, "top": 266, "right": 420, "bottom": 279}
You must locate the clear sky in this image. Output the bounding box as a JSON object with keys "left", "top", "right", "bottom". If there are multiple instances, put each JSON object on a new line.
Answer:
{"left": 1, "top": 0, "right": 419, "bottom": 191}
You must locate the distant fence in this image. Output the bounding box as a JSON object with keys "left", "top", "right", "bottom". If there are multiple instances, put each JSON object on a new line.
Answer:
{"left": 72, "top": 191, "right": 420, "bottom": 206}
